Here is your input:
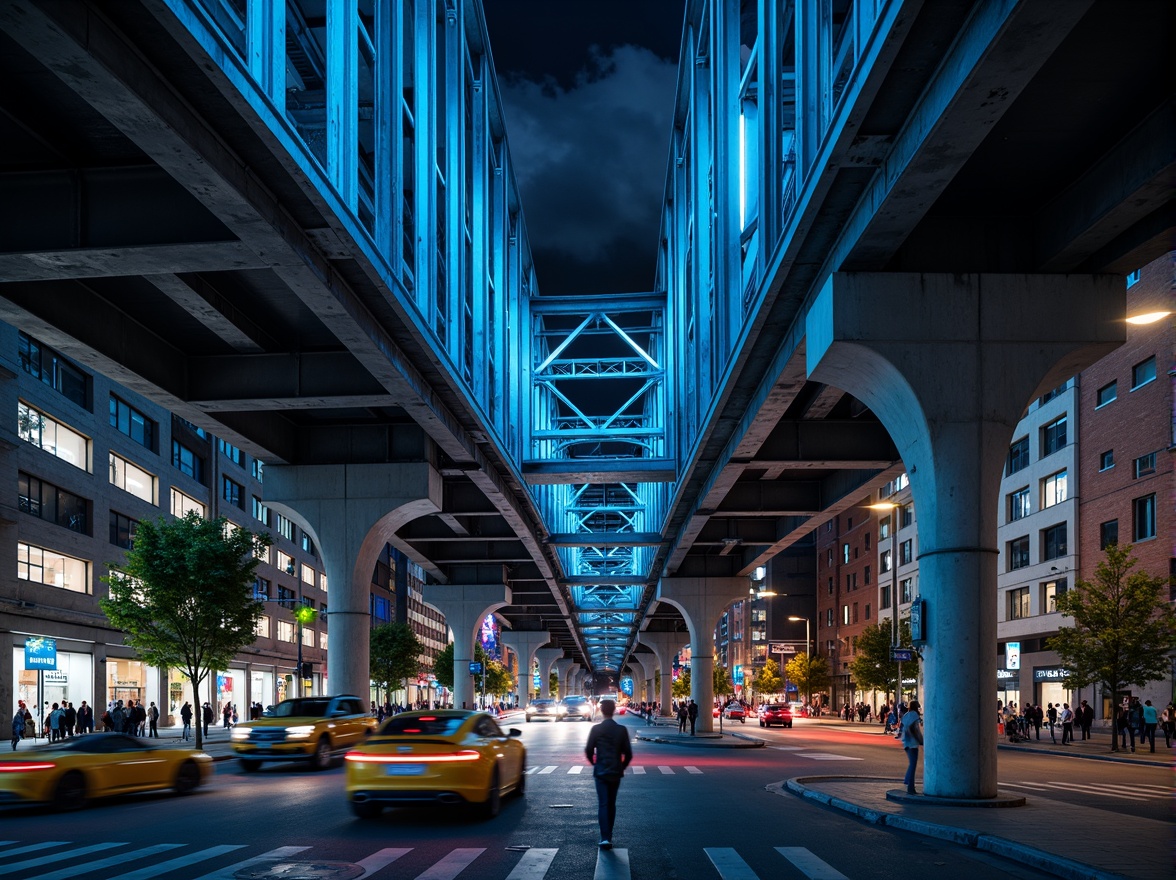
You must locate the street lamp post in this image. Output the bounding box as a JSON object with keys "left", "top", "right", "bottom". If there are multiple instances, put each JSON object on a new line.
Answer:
{"left": 868, "top": 501, "right": 901, "bottom": 714}
{"left": 787, "top": 616, "right": 811, "bottom": 708}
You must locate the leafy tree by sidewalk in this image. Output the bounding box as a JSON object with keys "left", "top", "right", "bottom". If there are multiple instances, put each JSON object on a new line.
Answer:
{"left": 100, "top": 512, "right": 270, "bottom": 751}
{"left": 672, "top": 668, "right": 691, "bottom": 699}
{"left": 1050, "top": 543, "right": 1176, "bottom": 751}
{"left": 370, "top": 622, "right": 424, "bottom": 704}
{"left": 753, "top": 659, "right": 784, "bottom": 698}
{"left": 785, "top": 652, "right": 831, "bottom": 707}
{"left": 713, "top": 665, "right": 734, "bottom": 701}
{"left": 850, "top": 620, "right": 913, "bottom": 704}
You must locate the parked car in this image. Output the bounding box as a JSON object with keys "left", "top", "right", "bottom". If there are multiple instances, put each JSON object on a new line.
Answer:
{"left": 759, "top": 704, "right": 794, "bottom": 728}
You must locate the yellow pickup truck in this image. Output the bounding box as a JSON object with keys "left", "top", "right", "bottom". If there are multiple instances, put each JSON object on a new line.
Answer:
{"left": 230, "top": 695, "right": 377, "bottom": 771}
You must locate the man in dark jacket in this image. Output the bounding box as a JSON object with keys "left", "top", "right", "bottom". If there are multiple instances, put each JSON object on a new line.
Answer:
{"left": 584, "top": 699, "right": 632, "bottom": 849}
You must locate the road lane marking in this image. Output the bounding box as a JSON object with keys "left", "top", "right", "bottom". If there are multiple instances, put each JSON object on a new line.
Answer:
{"left": 193, "top": 846, "right": 311, "bottom": 879}
{"left": 0, "top": 841, "right": 129, "bottom": 874}
{"left": 658, "top": 765, "right": 674, "bottom": 774}
{"left": 0, "top": 843, "right": 71, "bottom": 860}
{"left": 1040, "top": 781, "right": 1152, "bottom": 802}
{"left": 797, "top": 753, "right": 862, "bottom": 761}
{"left": 776, "top": 846, "right": 849, "bottom": 880}
{"left": 704, "top": 847, "right": 760, "bottom": 879}
{"left": 35, "top": 845, "right": 184, "bottom": 880}
{"left": 525, "top": 766, "right": 539, "bottom": 774}
{"left": 685, "top": 766, "right": 702, "bottom": 774}
{"left": 505, "top": 848, "right": 557, "bottom": 880}
{"left": 770, "top": 746, "right": 804, "bottom": 750}
{"left": 630, "top": 766, "right": 646, "bottom": 775}
{"left": 415, "top": 847, "right": 485, "bottom": 880}
{"left": 119, "top": 846, "right": 246, "bottom": 880}
{"left": 357, "top": 848, "right": 413, "bottom": 876}
{"left": 568, "top": 765, "right": 584, "bottom": 774}
{"left": 539, "top": 765, "right": 557, "bottom": 774}
{"left": 593, "top": 847, "right": 630, "bottom": 880}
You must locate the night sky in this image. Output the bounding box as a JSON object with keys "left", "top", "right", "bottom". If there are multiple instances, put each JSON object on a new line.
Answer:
{"left": 482, "top": 2, "right": 686, "bottom": 296}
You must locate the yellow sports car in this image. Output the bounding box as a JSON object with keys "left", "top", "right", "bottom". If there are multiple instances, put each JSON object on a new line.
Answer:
{"left": 0, "top": 733, "right": 212, "bottom": 811}
{"left": 231, "top": 695, "right": 377, "bottom": 771}
{"left": 344, "top": 710, "right": 525, "bottom": 819}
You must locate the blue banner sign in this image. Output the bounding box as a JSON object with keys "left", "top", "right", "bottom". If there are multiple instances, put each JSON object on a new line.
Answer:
{"left": 24, "top": 637, "right": 57, "bottom": 670}
{"left": 468, "top": 661, "right": 483, "bottom": 675}
{"left": 733, "top": 664, "right": 743, "bottom": 685}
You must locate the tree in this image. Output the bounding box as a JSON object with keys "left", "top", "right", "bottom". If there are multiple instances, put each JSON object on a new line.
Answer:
{"left": 850, "top": 620, "right": 912, "bottom": 703}
{"left": 100, "top": 512, "right": 270, "bottom": 750}
{"left": 671, "top": 668, "right": 691, "bottom": 699}
{"left": 785, "top": 653, "right": 831, "bottom": 706}
{"left": 713, "top": 665, "right": 734, "bottom": 700}
{"left": 754, "top": 659, "right": 784, "bottom": 698}
{"left": 1050, "top": 543, "right": 1176, "bottom": 751}
{"left": 484, "top": 659, "right": 514, "bottom": 701}
{"left": 549, "top": 671, "right": 559, "bottom": 698}
{"left": 370, "top": 622, "right": 424, "bottom": 704}
{"left": 432, "top": 642, "right": 455, "bottom": 690}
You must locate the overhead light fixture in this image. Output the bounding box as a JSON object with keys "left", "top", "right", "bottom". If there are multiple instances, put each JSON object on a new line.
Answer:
{"left": 1126, "top": 311, "right": 1170, "bottom": 325}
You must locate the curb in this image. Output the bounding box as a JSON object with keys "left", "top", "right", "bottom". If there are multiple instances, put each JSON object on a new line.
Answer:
{"left": 996, "top": 743, "right": 1170, "bottom": 768}
{"left": 777, "top": 777, "right": 1131, "bottom": 880}
{"left": 634, "top": 731, "right": 765, "bottom": 748}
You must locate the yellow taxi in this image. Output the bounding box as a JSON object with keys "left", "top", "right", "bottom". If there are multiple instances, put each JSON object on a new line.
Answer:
{"left": 344, "top": 710, "right": 525, "bottom": 819}
{"left": 230, "top": 695, "right": 376, "bottom": 771}
{"left": 0, "top": 733, "right": 212, "bottom": 811}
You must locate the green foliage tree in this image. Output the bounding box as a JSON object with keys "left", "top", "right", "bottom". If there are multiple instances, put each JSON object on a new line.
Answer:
{"left": 785, "top": 653, "right": 831, "bottom": 706}
{"left": 432, "top": 642, "right": 455, "bottom": 690}
{"left": 549, "top": 671, "right": 559, "bottom": 698}
{"left": 100, "top": 512, "right": 270, "bottom": 750}
{"left": 754, "top": 659, "right": 784, "bottom": 698}
{"left": 713, "top": 665, "right": 734, "bottom": 700}
{"left": 1050, "top": 543, "right": 1176, "bottom": 751}
{"left": 671, "top": 668, "right": 691, "bottom": 699}
{"left": 850, "top": 620, "right": 912, "bottom": 702}
{"left": 370, "top": 622, "right": 424, "bottom": 702}
{"left": 484, "top": 659, "right": 513, "bottom": 700}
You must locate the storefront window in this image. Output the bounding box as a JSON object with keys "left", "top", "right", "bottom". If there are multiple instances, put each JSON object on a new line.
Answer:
{"left": 13, "top": 647, "right": 94, "bottom": 734}
{"left": 107, "top": 658, "right": 149, "bottom": 706}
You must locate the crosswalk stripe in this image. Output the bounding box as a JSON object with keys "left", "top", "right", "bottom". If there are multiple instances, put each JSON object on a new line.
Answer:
{"left": 525, "top": 766, "right": 539, "bottom": 775}
{"left": 704, "top": 847, "right": 759, "bottom": 879}
{"left": 568, "top": 765, "right": 584, "bottom": 774}
{"left": 117, "top": 845, "right": 246, "bottom": 880}
{"left": 416, "top": 847, "right": 485, "bottom": 880}
{"left": 358, "top": 847, "right": 413, "bottom": 877}
{"left": 776, "top": 847, "right": 849, "bottom": 880}
{"left": 771, "top": 746, "right": 804, "bottom": 751}
{"left": 539, "top": 765, "right": 557, "bottom": 774}
{"left": 0, "top": 843, "right": 70, "bottom": 861}
{"left": 685, "top": 766, "right": 702, "bottom": 774}
{"left": 1001, "top": 782, "right": 1048, "bottom": 791}
{"left": 37, "top": 844, "right": 184, "bottom": 880}
{"left": 630, "top": 766, "right": 646, "bottom": 775}
{"left": 505, "top": 848, "right": 557, "bottom": 880}
{"left": 0, "top": 841, "right": 127, "bottom": 875}
{"left": 1091, "top": 781, "right": 1170, "bottom": 793}
{"left": 798, "top": 754, "right": 862, "bottom": 761}
{"left": 658, "top": 765, "right": 674, "bottom": 775}
{"left": 1039, "top": 781, "right": 1152, "bottom": 802}
{"left": 593, "top": 847, "right": 630, "bottom": 880}
{"left": 193, "top": 846, "right": 312, "bottom": 879}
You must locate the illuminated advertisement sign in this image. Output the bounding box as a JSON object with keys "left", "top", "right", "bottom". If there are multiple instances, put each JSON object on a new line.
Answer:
{"left": 24, "top": 637, "right": 57, "bottom": 670}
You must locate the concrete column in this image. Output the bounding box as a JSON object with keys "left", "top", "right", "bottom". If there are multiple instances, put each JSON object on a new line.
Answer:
{"left": 266, "top": 463, "right": 443, "bottom": 698}
{"left": 638, "top": 632, "right": 688, "bottom": 716}
{"left": 567, "top": 664, "right": 581, "bottom": 695}
{"left": 807, "top": 271, "right": 1121, "bottom": 799}
{"left": 554, "top": 658, "right": 574, "bottom": 699}
{"left": 422, "top": 584, "right": 511, "bottom": 712}
{"left": 627, "top": 659, "right": 647, "bottom": 702}
{"left": 534, "top": 649, "right": 562, "bottom": 699}
{"left": 656, "top": 578, "right": 749, "bottom": 734}
{"left": 499, "top": 631, "right": 551, "bottom": 708}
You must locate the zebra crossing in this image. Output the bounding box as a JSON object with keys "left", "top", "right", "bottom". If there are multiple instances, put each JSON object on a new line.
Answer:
{"left": 524, "top": 763, "right": 707, "bottom": 775}
{"left": 999, "top": 780, "right": 1171, "bottom": 802}
{"left": 0, "top": 840, "right": 853, "bottom": 880}
{"left": 769, "top": 747, "right": 863, "bottom": 761}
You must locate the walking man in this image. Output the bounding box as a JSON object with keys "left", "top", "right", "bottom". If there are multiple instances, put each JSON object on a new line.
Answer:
{"left": 148, "top": 702, "right": 160, "bottom": 738}
{"left": 584, "top": 699, "right": 632, "bottom": 850}
{"left": 1141, "top": 700, "right": 1158, "bottom": 752}
{"left": 687, "top": 699, "right": 698, "bottom": 736}
{"left": 899, "top": 699, "right": 923, "bottom": 794}
{"left": 180, "top": 702, "right": 193, "bottom": 741}
{"left": 677, "top": 701, "right": 688, "bottom": 733}
{"left": 1060, "top": 702, "right": 1074, "bottom": 744}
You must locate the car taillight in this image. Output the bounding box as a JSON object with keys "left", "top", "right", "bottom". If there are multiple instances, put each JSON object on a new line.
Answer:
{"left": 346, "top": 750, "right": 481, "bottom": 763}
{"left": 0, "top": 762, "right": 56, "bottom": 772}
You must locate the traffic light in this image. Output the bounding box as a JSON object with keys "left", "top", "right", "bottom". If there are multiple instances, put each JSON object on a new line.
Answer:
{"left": 299, "top": 662, "right": 313, "bottom": 679}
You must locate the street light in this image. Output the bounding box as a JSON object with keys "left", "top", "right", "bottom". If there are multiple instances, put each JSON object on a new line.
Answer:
{"left": 787, "top": 616, "right": 811, "bottom": 708}
{"left": 868, "top": 501, "right": 900, "bottom": 712}
{"left": 286, "top": 560, "right": 317, "bottom": 698}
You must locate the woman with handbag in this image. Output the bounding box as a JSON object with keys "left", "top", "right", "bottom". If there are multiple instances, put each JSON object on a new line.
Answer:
{"left": 899, "top": 699, "right": 923, "bottom": 795}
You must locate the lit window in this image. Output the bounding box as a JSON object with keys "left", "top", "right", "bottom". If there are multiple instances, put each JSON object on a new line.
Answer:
{"left": 1041, "top": 579, "right": 1066, "bottom": 613}
{"left": 301, "top": 563, "right": 316, "bottom": 587}
{"left": 277, "top": 621, "right": 295, "bottom": 643}
{"left": 842, "top": 605, "right": 850, "bottom": 625}
{"left": 110, "top": 452, "right": 156, "bottom": 504}
{"left": 1131, "top": 356, "right": 1156, "bottom": 390}
{"left": 171, "top": 488, "right": 205, "bottom": 519}
{"left": 18, "top": 542, "right": 88, "bottom": 593}
{"left": 302, "top": 627, "right": 314, "bottom": 647}
{"left": 1007, "top": 587, "right": 1030, "bottom": 620}
{"left": 1041, "top": 470, "right": 1067, "bottom": 509}
{"left": 19, "top": 402, "right": 90, "bottom": 471}
{"left": 900, "top": 578, "right": 913, "bottom": 604}
{"left": 319, "top": 630, "right": 329, "bottom": 650}
{"left": 255, "top": 616, "right": 271, "bottom": 638}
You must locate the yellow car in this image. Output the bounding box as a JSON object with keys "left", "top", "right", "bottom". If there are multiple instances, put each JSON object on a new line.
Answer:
{"left": 0, "top": 733, "right": 212, "bottom": 811}
{"left": 231, "top": 695, "right": 376, "bottom": 771}
{"left": 344, "top": 710, "right": 526, "bottom": 819}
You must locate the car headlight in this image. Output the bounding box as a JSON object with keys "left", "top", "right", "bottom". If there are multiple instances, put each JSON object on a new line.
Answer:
{"left": 231, "top": 728, "right": 251, "bottom": 741}
{"left": 556, "top": 706, "right": 566, "bottom": 715}
{"left": 285, "top": 725, "right": 316, "bottom": 739}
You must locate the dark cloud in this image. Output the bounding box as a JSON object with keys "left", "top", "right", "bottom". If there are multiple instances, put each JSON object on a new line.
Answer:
{"left": 482, "top": 4, "right": 684, "bottom": 295}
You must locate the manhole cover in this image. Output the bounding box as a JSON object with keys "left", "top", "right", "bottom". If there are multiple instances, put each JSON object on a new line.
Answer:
{"left": 235, "top": 862, "right": 366, "bottom": 880}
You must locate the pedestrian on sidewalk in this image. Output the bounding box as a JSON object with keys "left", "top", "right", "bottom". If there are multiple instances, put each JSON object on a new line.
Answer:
{"left": 677, "top": 701, "right": 687, "bottom": 733}
{"left": 1046, "top": 703, "right": 1057, "bottom": 742}
{"left": 202, "top": 701, "right": 213, "bottom": 736}
{"left": 1060, "top": 703, "right": 1074, "bottom": 744}
{"left": 148, "top": 702, "right": 160, "bottom": 738}
{"left": 584, "top": 698, "right": 632, "bottom": 850}
{"left": 1141, "top": 700, "right": 1158, "bottom": 752}
{"left": 687, "top": 699, "right": 698, "bottom": 736}
{"left": 1161, "top": 703, "right": 1174, "bottom": 748}
{"left": 1115, "top": 704, "right": 1135, "bottom": 752}
{"left": 180, "top": 702, "right": 193, "bottom": 741}
{"left": 899, "top": 699, "right": 923, "bottom": 794}
{"left": 1032, "top": 704, "right": 1043, "bottom": 740}
{"left": 10, "top": 706, "right": 25, "bottom": 750}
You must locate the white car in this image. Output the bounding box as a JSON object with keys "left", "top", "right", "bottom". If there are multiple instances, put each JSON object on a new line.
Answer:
{"left": 524, "top": 699, "right": 563, "bottom": 722}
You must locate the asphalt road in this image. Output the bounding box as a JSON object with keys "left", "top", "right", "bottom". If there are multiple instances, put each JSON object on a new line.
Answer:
{"left": 1, "top": 716, "right": 1169, "bottom": 880}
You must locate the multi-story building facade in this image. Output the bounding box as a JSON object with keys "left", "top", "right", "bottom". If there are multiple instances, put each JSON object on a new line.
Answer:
{"left": 815, "top": 510, "right": 879, "bottom": 708}
{"left": 2, "top": 323, "right": 448, "bottom": 723}
{"left": 874, "top": 473, "right": 918, "bottom": 706}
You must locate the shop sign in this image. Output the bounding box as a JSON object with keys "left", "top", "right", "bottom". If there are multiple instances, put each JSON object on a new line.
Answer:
{"left": 44, "top": 670, "right": 68, "bottom": 683}
{"left": 24, "top": 637, "right": 57, "bottom": 670}
{"left": 1033, "top": 666, "right": 1066, "bottom": 682}
{"left": 1006, "top": 641, "right": 1021, "bottom": 670}
{"left": 996, "top": 669, "right": 1017, "bottom": 680}
{"left": 733, "top": 664, "right": 743, "bottom": 685}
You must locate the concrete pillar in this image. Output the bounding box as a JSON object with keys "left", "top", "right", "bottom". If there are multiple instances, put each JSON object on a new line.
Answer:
{"left": 577, "top": 670, "right": 588, "bottom": 695}
{"left": 499, "top": 631, "right": 551, "bottom": 708}
{"left": 656, "top": 578, "right": 749, "bottom": 733}
{"left": 568, "top": 664, "right": 582, "bottom": 695}
{"left": 266, "top": 463, "right": 443, "bottom": 698}
{"left": 627, "top": 659, "right": 647, "bottom": 702}
{"left": 807, "top": 271, "right": 1121, "bottom": 799}
{"left": 554, "top": 658, "right": 574, "bottom": 699}
{"left": 638, "top": 632, "right": 689, "bottom": 716}
{"left": 535, "top": 649, "right": 562, "bottom": 699}
{"left": 421, "top": 584, "right": 511, "bottom": 712}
